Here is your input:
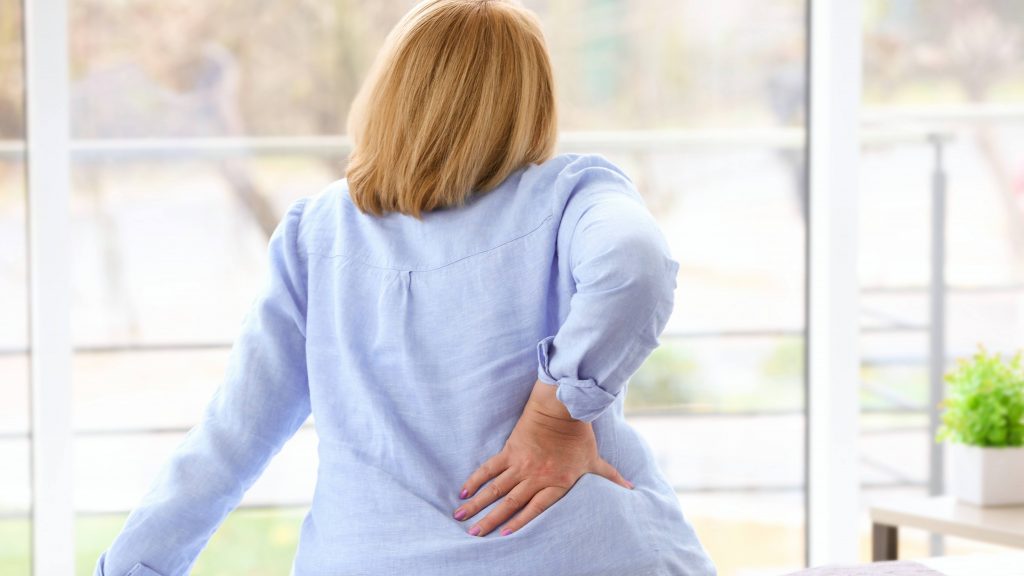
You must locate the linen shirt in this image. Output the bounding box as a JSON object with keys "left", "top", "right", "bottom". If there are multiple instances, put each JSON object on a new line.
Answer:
{"left": 94, "top": 153, "right": 717, "bottom": 576}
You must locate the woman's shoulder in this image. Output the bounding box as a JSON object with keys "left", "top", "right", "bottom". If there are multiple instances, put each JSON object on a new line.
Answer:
{"left": 295, "top": 152, "right": 635, "bottom": 219}
{"left": 523, "top": 152, "right": 634, "bottom": 188}
{"left": 519, "top": 152, "right": 644, "bottom": 223}
{"left": 285, "top": 173, "right": 552, "bottom": 270}
{"left": 275, "top": 180, "right": 349, "bottom": 258}
{"left": 285, "top": 153, "right": 643, "bottom": 264}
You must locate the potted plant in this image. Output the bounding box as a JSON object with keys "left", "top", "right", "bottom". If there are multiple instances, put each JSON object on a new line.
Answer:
{"left": 937, "top": 347, "right": 1024, "bottom": 506}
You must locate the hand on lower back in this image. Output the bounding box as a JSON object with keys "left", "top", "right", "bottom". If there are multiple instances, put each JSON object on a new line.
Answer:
{"left": 452, "top": 379, "right": 633, "bottom": 537}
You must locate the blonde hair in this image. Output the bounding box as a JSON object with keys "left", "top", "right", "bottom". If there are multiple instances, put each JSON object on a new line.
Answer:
{"left": 345, "top": 0, "right": 558, "bottom": 219}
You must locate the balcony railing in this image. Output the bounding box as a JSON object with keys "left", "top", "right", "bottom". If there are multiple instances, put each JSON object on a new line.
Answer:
{"left": 2, "top": 105, "right": 1023, "bottom": 513}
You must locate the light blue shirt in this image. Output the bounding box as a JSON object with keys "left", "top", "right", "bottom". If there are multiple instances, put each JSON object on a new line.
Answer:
{"left": 95, "top": 153, "right": 717, "bottom": 576}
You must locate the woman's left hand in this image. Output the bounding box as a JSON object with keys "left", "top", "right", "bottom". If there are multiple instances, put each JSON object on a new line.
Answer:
{"left": 452, "top": 378, "right": 632, "bottom": 537}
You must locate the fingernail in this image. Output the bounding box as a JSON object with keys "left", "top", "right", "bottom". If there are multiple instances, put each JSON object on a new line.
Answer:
{"left": 468, "top": 526, "right": 481, "bottom": 536}
{"left": 459, "top": 488, "right": 468, "bottom": 499}
{"left": 454, "top": 508, "right": 467, "bottom": 520}
{"left": 500, "top": 528, "right": 513, "bottom": 536}
{"left": 626, "top": 480, "right": 635, "bottom": 489}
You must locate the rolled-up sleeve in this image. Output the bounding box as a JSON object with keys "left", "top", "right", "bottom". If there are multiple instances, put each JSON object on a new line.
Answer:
{"left": 537, "top": 163, "right": 679, "bottom": 423}
{"left": 94, "top": 198, "right": 313, "bottom": 576}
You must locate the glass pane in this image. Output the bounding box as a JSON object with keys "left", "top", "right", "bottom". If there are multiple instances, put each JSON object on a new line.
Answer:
{"left": 862, "top": 0, "right": 1024, "bottom": 560}
{"left": 76, "top": 509, "right": 304, "bottom": 576}
{"left": 530, "top": 0, "right": 807, "bottom": 131}
{"left": 0, "top": 352, "right": 29, "bottom": 437}
{"left": 583, "top": 149, "right": 806, "bottom": 336}
{"left": 629, "top": 337, "right": 803, "bottom": 413}
{"left": 0, "top": 166, "right": 26, "bottom": 353}
{"left": 69, "top": 154, "right": 313, "bottom": 573}
{"left": 75, "top": 429, "right": 317, "bottom": 514}
{"left": 631, "top": 337, "right": 805, "bottom": 575}
{"left": 571, "top": 2, "right": 809, "bottom": 571}
{"left": 0, "top": 0, "right": 30, "bottom": 572}
{"left": 0, "top": 439, "right": 31, "bottom": 575}
{"left": 74, "top": 349, "right": 234, "bottom": 432}
{"left": 69, "top": 158, "right": 316, "bottom": 347}
{"left": 70, "top": 2, "right": 808, "bottom": 575}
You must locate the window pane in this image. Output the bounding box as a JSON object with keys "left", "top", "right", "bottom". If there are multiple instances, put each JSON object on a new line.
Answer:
{"left": 69, "top": 155, "right": 314, "bottom": 574}
{"left": 862, "top": 0, "right": 1024, "bottom": 560}
{"left": 572, "top": 2, "right": 809, "bottom": 570}
{"left": 0, "top": 0, "right": 30, "bottom": 572}
{"left": 76, "top": 509, "right": 304, "bottom": 576}
{"left": 0, "top": 439, "right": 30, "bottom": 575}
{"left": 629, "top": 337, "right": 803, "bottom": 413}
{"left": 631, "top": 336, "right": 805, "bottom": 575}
{"left": 74, "top": 429, "right": 317, "bottom": 515}
{"left": 582, "top": 149, "right": 806, "bottom": 336}
{"left": 530, "top": 0, "right": 807, "bottom": 131}
{"left": 69, "top": 157, "right": 317, "bottom": 346}
{"left": 74, "top": 348, "right": 232, "bottom": 432}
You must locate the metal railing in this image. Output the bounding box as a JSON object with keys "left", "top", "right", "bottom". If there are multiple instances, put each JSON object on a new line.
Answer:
{"left": 2, "top": 106, "right": 1024, "bottom": 515}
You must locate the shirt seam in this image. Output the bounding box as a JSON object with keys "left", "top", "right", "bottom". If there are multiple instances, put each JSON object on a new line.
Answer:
{"left": 295, "top": 200, "right": 311, "bottom": 339}
{"left": 305, "top": 213, "right": 555, "bottom": 272}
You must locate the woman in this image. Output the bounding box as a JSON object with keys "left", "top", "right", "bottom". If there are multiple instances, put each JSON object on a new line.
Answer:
{"left": 94, "top": 1, "right": 716, "bottom": 575}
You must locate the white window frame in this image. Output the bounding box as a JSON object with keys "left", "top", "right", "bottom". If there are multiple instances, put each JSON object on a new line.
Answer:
{"left": 806, "top": 0, "right": 862, "bottom": 566}
{"left": 26, "top": 0, "right": 76, "bottom": 574}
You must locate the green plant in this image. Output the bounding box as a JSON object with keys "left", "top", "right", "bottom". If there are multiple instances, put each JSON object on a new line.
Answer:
{"left": 936, "top": 347, "right": 1024, "bottom": 448}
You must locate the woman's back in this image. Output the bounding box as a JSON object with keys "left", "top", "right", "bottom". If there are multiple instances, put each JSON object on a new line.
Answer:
{"left": 94, "top": 1, "right": 715, "bottom": 573}
{"left": 93, "top": 153, "right": 716, "bottom": 576}
{"left": 293, "top": 152, "right": 715, "bottom": 575}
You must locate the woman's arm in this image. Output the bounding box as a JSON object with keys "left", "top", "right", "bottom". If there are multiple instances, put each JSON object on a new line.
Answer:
{"left": 94, "top": 198, "right": 313, "bottom": 576}
{"left": 453, "top": 158, "right": 677, "bottom": 536}
{"left": 536, "top": 163, "right": 679, "bottom": 423}
{"left": 525, "top": 373, "right": 576, "bottom": 421}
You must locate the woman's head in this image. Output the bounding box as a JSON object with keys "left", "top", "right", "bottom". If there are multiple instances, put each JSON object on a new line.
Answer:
{"left": 345, "top": 0, "right": 558, "bottom": 218}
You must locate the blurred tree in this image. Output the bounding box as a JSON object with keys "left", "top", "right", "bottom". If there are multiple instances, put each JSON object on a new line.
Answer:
{"left": 0, "top": 0, "right": 814, "bottom": 138}
{"left": 865, "top": 0, "right": 1024, "bottom": 272}
{"left": 0, "top": 0, "right": 23, "bottom": 139}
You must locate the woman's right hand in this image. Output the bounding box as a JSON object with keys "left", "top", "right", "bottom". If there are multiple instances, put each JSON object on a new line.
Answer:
{"left": 452, "top": 379, "right": 633, "bottom": 537}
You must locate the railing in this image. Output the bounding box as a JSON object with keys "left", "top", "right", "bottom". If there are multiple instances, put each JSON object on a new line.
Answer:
{"left": 2, "top": 106, "right": 1023, "bottom": 516}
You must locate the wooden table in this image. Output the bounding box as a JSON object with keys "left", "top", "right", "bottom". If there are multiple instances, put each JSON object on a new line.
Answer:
{"left": 869, "top": 496, "right": 1024, "bottom": 561}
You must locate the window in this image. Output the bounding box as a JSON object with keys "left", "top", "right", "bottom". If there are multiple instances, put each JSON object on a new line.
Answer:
{"left": 23, "top": 1, "right": 816, "bottom": 574}
{"left": 860, "top": 0, "right": 1024, "bottom": 559}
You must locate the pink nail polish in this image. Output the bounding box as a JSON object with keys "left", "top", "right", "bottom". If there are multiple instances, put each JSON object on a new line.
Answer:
{"left": 459, "top": 488, "right": 468, "bottom": 499}
{"left": 626, "top": 480, "right": 635, "bottom": 489}
{"left": 454, "top": 509, "right": 466, "bottom": 520}
{"left": 468, "top": 526, "right": 481, "bottom": 536}
{"left": 500, "top": 528, "right": 512, "bottom": 536}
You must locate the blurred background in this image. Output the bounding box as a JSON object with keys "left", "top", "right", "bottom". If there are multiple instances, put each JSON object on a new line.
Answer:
{"left": 2, "top": 0, "right": 1024, "bottom": 574}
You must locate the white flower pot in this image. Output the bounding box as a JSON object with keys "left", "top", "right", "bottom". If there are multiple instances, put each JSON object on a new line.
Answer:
{"left": 948, "top": 442, "right": 1024, "bottom": 506}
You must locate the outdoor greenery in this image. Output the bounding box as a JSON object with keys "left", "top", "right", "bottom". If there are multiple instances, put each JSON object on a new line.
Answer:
{"left": 937, "top": 347, "right": 1024, "bottom": 448}
{"left": 625, "top": 338, "right": 805, "bottom": 412}
{"left": 0, "top": 509, "right": 304, "bottom": 576}
{"left": 625, "top": 340, "right": 699, "bottom": 409}
{"left": 860, "top": 365, "right": 928, "bottom": 411}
